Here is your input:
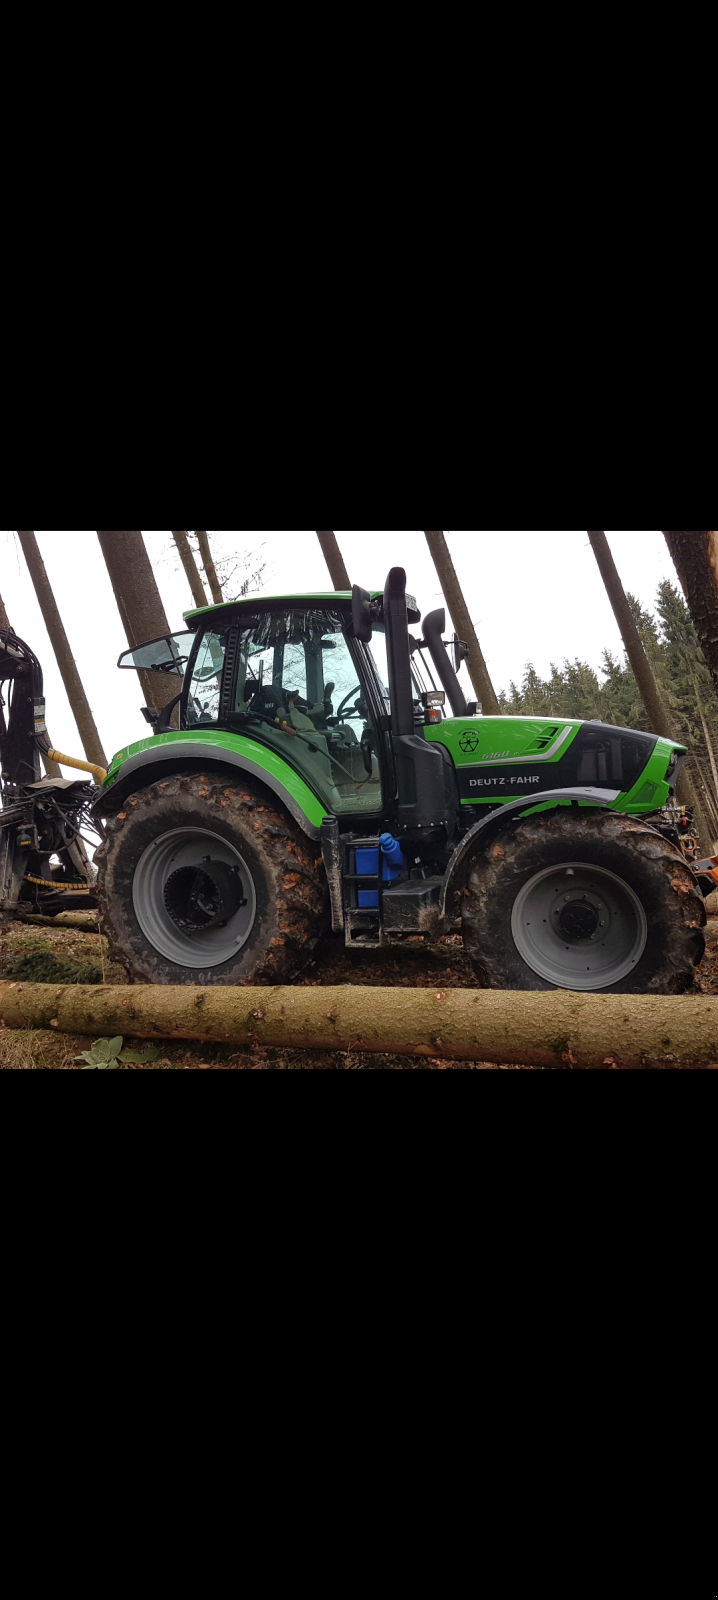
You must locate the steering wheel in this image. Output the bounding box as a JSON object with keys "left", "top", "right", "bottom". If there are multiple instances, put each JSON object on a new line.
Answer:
{"left": 335, "top": 685, "right": 363, "bottom": 721}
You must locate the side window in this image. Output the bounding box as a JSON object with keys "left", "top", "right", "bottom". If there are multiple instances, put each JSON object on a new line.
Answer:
{"left": 185, "top": 630, "right": 227, "bottom": 726}
{"left": 232, "top": 610, "right": 383, "bottom": 813}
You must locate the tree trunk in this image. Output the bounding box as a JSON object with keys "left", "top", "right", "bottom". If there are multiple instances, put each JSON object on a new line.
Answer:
{"left": 1, "top": 979, "right": 716, "bottom": 1067}
{"left": 316, "top": 531, "right": 351, "bottom": 591}
{"left": 0, "top": 583, "right": 62, "bottom": 777}
{"left": 587, "top": 531, "right": 708, "bottom": 837}
{"left": 424, "top": 531, "right": 500, "bottom": 714}
{"left": 96, "top": 532, "right": 177, "bottom": 712}
{"left": 195, "top": 531, "right": 223, "bottom": 605}
{"left": 664, "top": 532, "right": 718, "bottom": 697}
{"left": 173, "top": 531, "right": 208, "bottom": 609}
{"left": 17, "top": 532, "right": 107, "bottom": 769}
{"left": 697, "top": 702, "right": 718, "bottom": 809}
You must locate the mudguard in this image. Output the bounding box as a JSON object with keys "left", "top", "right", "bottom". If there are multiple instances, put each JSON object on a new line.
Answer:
{"left": 93, "top": 741, "right": 323, "bottom": 840}
{"left": 440, "top": 788, "right": 620, "bottom": 918}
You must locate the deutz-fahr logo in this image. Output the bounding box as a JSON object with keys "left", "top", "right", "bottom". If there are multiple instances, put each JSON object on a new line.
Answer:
{"left": 459, "top": 731, "right": 480, "bottom": 754}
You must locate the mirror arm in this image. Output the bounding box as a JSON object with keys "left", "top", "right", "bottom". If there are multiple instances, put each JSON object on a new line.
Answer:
{"left": 154, "top": 693, "right": 182, "bottom": 735}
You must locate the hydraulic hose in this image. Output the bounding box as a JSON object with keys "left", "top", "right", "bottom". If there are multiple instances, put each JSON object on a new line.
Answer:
{"left": 46, "top": 749, "right": 107, "bottom": 785}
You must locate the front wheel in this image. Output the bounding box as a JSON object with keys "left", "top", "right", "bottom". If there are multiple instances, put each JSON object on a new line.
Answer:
{"left": 461, "top": 810, "right": 706, "bottom": 994}
{"left": 96, "top": 773, "right": 328, "bottom": 985}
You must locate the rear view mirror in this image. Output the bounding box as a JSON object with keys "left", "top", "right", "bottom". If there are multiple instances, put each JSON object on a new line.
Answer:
{"left": 117, "top": 632, "right": 192, "bottom": 675}
{"left": 352, "top": 585, "right": 374, "bottom": 643}
{"left": 453, "top": 636, "right": 470, "bottom": 673}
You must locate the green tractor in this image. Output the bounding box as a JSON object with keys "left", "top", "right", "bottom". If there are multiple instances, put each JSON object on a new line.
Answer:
{"left": 91, "top": 568, "right": 710, "bottom": 993}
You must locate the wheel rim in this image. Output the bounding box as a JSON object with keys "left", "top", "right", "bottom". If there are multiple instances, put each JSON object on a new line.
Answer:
{"left": 133, "top": 827, "right": 257, "bottom": 968}
{"left": 510, "top": 860, "right": 648, "bottom": 991}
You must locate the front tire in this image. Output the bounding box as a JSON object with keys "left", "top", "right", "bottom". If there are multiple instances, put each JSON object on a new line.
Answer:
{"left": 461, "top": 809, "right": 706, "bottom": 994}
{"left": 96, "top": 773, "right": 328, "bottom": 985}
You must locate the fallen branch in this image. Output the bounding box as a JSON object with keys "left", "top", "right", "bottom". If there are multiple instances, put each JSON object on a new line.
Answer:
{"left": 1, "top": 982, "right": 716, "bottom": 1067}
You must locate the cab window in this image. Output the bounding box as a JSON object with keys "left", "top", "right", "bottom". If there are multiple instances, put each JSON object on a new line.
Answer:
{"left": 233, "top": 609, "right": 383, "bottom": 814}
{"left": 185, "top": 630, "right": 227, "bottom": 726}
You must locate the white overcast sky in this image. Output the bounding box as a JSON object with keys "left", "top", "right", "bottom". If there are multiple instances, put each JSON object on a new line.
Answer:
{"left": 0, "top": 532, "right": 680, "bottom": 765}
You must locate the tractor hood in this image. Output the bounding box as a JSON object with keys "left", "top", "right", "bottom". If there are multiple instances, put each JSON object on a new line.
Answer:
{"left": 426, "top": 716, "right": 679, "bottom": 816}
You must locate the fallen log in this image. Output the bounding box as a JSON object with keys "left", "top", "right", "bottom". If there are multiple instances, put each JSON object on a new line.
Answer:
{"left": 1, "top": 982, "right": 717, "bottom": 1067}
{"left": 15, "top": 911, "right": 99, "bottom": 930}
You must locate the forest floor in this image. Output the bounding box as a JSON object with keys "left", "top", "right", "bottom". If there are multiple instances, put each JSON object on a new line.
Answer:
{"left": 1, "top": 914, "right": 716, "bottom": 1070}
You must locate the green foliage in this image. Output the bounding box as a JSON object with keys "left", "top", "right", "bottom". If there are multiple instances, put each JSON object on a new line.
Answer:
{"left": 499, "top": 582, "right": 718, "bottom": 748}
{"left": 76, "top": 1036, "right": 160, "bottom": 1069}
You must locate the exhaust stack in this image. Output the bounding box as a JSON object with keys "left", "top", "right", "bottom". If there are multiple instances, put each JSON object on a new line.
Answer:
{"left": 421, "top": 609, "right": 468, "bottom": 718}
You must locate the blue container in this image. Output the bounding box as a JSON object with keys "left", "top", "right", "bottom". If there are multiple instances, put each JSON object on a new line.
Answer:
{"left": 356, "top": 834, "right": 407, "bottom": 908}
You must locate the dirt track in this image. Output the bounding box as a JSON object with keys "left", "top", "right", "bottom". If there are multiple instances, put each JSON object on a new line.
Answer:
{"left": 1, "top": 917, "right": 716, "bottom": 1070}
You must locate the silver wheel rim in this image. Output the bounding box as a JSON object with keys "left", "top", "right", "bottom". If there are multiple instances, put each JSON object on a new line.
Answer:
{"left": 510, "top": 860, "right": 648, "bottom": 991}
{"left": 133, "top": 827, "right": 257, "bottom": 968}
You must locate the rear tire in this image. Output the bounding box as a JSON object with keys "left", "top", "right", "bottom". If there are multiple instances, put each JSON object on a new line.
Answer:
{"left": 96, "top": 772, "right": 328, "bottom": 985}
{"left": 461, "top": 809, "right": 706, "bottom": 994}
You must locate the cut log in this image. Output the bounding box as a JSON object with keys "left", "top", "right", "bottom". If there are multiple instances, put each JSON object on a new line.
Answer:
{"left": 0, "top": 982, "right": 716, "bottom": 1068}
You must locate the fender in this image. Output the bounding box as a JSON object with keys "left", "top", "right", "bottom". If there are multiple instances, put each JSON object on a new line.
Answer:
{"left": 92, "top": 742, "right": 322, "bottom": 840}
{"left": 440, "top": 788, "right": 621, "bottom": 917}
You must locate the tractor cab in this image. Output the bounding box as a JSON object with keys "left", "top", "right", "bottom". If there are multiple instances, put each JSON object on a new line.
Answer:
{"left": 115, "top": 579, "right": 465, "bottom": 825}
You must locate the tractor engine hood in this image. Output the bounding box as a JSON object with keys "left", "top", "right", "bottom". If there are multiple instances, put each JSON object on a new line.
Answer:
{"left": 425, "top": 715, "right": 677, "bottom": 815}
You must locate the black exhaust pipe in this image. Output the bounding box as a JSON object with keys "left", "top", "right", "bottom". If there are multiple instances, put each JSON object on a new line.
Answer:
{"left": 383, "top": 570, "right": 455, "bottom": 832}
{"left": 421, "top": 609, "right": 468, "bottom": 717}
{"left": 383, "top": 568, "right": 414, "bottom": 738}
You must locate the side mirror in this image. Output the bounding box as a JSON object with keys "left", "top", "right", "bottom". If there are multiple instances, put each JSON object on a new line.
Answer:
{"left": 352, "top": 585, "right": 373, "bottom": 643}
{"left": 117, "top": 632, "right": 192, "bottom": 675}
{"left": 453, "top": 636, "right": 470, "bottom": 673}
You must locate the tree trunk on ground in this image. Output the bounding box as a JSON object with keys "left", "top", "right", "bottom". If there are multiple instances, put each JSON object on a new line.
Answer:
{"left": 316, "top": 531, "right": 351, "bottom": 591}
{"left": 1, "top": 980, "right": 716, "bottom": 1067}
{"left": 173, "top": 531, "right": 208, "bottom": 609}
{"left": 424, "top": 531, "right": 500, "bottom": 714}
{"left": 0, "top": 583, "right": 62, "bottom": 777}
{"left": 587, "top": 531, "right": 709, "bottom": 838}
{"left": 663, "top": 532, "right": 718, "bottom": 698}
{"left": 195, "top": 531, "right": 223, "bottom": 605}
{"left": 17, "top": 532, "right": 107, "bottom": 769}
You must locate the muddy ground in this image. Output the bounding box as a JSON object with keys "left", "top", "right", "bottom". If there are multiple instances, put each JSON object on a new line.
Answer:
{"left": 1, "top": 914, "right": 716, "bottom": 1070}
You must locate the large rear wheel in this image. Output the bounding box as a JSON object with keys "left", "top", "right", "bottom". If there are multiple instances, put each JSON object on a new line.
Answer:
{"left": 96, "top": 773, "right": 328, "bottom": 985}
{"left": 461, "top": 809, "right": 706, "bottom": 994}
